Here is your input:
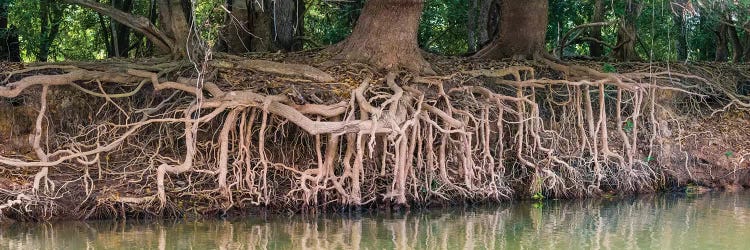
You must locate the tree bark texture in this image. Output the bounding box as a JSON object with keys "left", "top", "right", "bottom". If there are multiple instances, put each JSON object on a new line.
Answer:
{"left": 333, "top": 0, "right": 432, "bottom": 73}
{"left": 613, "top": 0, "right": 642, "bottom": 62}
{"left": 158, "top": 0, "right": 191, "bottom": 57}
{"left": 714, "top": 23, "right": 729, "bottom": 62}
{"left": 589, "top": 0, "right": 605, "bottom": 58}
{"left": 474, "top": 0, "right": 548, "bottom": 60}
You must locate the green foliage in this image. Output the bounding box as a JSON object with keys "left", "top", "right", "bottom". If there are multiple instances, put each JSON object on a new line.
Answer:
{"left": 645, "top": 155, "right": 655, "bottom": 163}
{"left": 623, "top": 119, "right": 634, "bottom": 133}
{"left": 418, "top": 0, "right": 469, "bottom": 55}
{"left": 602, "top": 63, "right": 617, "bottom": 73}
{"left": 532, "top": 191, "right": 545, "bottom": 201}
{"left": 3, "top": 0, "right": 746, "bottom": 62}
{"left": 304, "top": 1, "right": 363, "bottom": 47}
{"left": 725, "top": 151, "right": 734, "bottom": 158}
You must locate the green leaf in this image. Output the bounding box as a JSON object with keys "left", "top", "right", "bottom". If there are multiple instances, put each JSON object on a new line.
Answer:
{"left": 602, "top": 63, "right": 617, "bottom": 73}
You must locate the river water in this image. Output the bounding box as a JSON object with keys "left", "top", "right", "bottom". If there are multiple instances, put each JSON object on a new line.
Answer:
{"left": 2, "top": 191, "right": 749, "bottom": 249}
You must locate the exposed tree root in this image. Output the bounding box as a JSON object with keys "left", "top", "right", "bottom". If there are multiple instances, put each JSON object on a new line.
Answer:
{"left": 0, "top": 57, "right": 747, "bottom": 220}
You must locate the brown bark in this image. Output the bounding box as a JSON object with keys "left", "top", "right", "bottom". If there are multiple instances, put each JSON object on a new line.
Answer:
{"left": 221, "top": 0, "right": 251, "bottom": 54}
{"left": 727, "top": 24, "right": 742, "bottom": 63}
{"left": 474, "top": 0, "right": 549, "bottom": 60}
{"left": 589, "top": 0, "right": 605, "bottom": 58}
{"left": 157, "top": 0, "right": 191, "bottom": 57}
{"left": 715, "top": 23, "right": 729, "bottom": 62}
{"left": 332, "top": 0, "right": 432, "bottom": 74}
{"left": 613, "top": 0, "right": 642, "bottom": 62}
{"left": 221, "top": 0, "right": 304, "bottom": 53}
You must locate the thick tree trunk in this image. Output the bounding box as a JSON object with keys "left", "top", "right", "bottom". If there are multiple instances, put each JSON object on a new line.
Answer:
{"left": 246, "top": 0, "right": 304, "bottom": 52}
{"left": 158, "top": 0, "right": 191, "bottom": 57}
{"left": 333, "top": 0, "right": 432, "bottom": 73}
{"left": 613, "top": 0, "right": 642, "bottom": 62}
{"left": 714, "top": 23, "right": 729, "bottom": 62}
{"left": 477, "top": 0, "right": 496, "bottom": 46}
{"left": 221, "top": 0, "right": 304, "bottom": 53}
{"left": 0, "top": 1, "right": 20, "bottom": 61}
{"left": 727, "top": 24, "right": 742, "bottom": 63}
{"left": 744, "top": 29, "right": 750, "bottom": 62}
{"left": 221, "top": 0, "right": 251, "bottom": 54}
{"left": 589, "top": 0, "right": 605, "bottom": 58}
{"left": 474, "top": 0, "right": 548, "bottom": 60}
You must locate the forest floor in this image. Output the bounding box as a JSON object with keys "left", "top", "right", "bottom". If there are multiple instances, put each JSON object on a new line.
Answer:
{"left": 1, "top": 52, "right": 749, "bottom": 221}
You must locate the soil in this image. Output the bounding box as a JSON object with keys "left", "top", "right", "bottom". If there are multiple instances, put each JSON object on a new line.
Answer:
{"left": 1, "top": 54, "right": 749, "bottom": 221}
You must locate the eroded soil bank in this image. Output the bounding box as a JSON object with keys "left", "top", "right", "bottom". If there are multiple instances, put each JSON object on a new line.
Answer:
{"left": 1, "top": 53, "right": 749, "bottom": 221}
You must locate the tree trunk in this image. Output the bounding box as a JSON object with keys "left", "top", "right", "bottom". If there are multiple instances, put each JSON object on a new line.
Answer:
{"left": 158, "top": 0, "right": 191, "bottom": 57}
{"left": 0, "top": 1, "right": 20, "bottom": 61}
{"left": 467, "top": 0, "right": 477, "bottom": 52}
{"left": 37, "top": 0, "right": 64, "bottom": 62}
{"left": 110, "top": 0, "right": 133, "bottom": 57}
{"left": 613, "top": 0, "right": 642, "bottom": 62}
{"left": 244, "top": 0, "right": 304, "bottom": 53}
{"left": 589, "top": 0, "right": 605, "bottom": 58}
{"left": 744, "top": 27, "right": 750, "bottom": 62}
{"left": 474, "top": 0, "right": 548, "bottom": 60}
{"left": 727, "top": 24, "right": 742, "bottom": 63}
{"left": 714, "top": 23, "right": 729, "bottom": 62}
{"left": 671, "top": 0, "right": 688, "bottom": 61}
{"left": 221, "top": 0, "right": 251, "bottom": 54}
{"left": 332, "top": 0, "right": 432, "bottom": 74}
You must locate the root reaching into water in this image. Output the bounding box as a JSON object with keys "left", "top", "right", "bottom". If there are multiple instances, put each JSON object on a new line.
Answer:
{"left": 0, "top": 56, "right": 747, "bottom": 219}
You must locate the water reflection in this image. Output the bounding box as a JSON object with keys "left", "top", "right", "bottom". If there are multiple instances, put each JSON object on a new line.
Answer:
{"left": 2, "top": 192, "right": 749, "bottom": 249}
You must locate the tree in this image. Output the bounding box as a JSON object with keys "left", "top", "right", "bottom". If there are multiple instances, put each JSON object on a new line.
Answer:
{"left": 220, "top": 0, "right": 304, "bottom": 54}
{"left": 715, "top": 22, "right": 729, "bottom": 62}
{"left": 613, "top": 0, "right": 642, "bottom": 62}
{"left": 65, "top": 0, "right": 193, "bottom": 58}
{"left": 111, "top": 0, "right": 133, "bottom": 57}
{"left": 671, "top": 0, "right": 689, "bottom": 61}
{"left": 589, "top": 0, "right": 605, "bottom": 58}
{"left": 331, "top": 0, "right": 433, "bottom": 74}
{"left": 0, "top": 0, "right": 20, "bottom": 61}
{"left": 474, "top": 0, "right": 549, "bottom": 60}
{"left": 467, "top": 0, "right": 498, "bottom": 53}
{"left": 37, "top": 0, "right": 64, "bottom": 62}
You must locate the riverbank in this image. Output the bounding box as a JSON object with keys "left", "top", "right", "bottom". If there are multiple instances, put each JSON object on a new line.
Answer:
{"left": 1, "top": 54, "right": 749, "bottom": 221}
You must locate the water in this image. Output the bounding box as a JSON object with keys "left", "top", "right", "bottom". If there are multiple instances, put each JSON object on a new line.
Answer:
{"left": 2, "top": 191, "right": 750, "bottom": 249}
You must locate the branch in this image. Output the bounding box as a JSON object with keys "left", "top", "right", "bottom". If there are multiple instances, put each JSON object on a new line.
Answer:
{"left": 63, "top": 0, "right": 173, "bottom": 53}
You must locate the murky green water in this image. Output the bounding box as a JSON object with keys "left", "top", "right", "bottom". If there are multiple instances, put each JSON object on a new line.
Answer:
{"left": 2, "top": 191, "right": 750, "bottom": 249}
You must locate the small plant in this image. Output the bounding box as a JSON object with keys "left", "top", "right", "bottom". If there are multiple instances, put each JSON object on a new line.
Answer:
{"left": 602, "top": 63, "right": 617, "bottom": 73}
{"left": 532, "top": 191, "right": 545, "bottom": 201}
{"left": 645, "top": 155, "right": 655, "bottom": 163}
{"left": 725, "top": 151, "right": 734, "bottom": 158}
{"left": 623, "top": 120, "right": 634, "bottom": 133}
{"left": 532, "top": 201, "right": 544, "bottom": 209}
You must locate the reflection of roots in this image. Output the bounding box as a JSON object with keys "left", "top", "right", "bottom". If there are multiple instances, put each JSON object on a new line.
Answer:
{"left": 0, "top": 58, "right": 743, "bottom": 218}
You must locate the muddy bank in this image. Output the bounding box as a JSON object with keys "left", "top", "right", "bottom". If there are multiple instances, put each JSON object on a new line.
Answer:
{"left": 1, "top": 55, "right": 749, "bottom": 221}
